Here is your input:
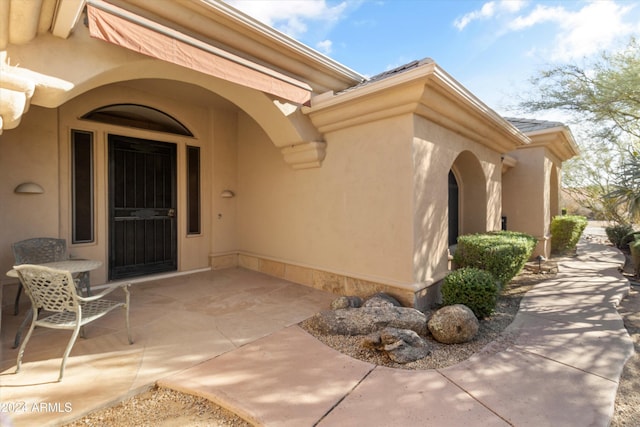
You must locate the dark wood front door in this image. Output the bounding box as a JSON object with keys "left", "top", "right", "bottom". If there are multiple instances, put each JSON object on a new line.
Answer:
{"left": 108, "top": 135, "right": 177, "bottom": 280}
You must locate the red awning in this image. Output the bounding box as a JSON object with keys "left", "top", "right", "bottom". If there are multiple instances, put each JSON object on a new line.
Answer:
{"left": 87, "top": 3, "right": 312, "bottom": 105}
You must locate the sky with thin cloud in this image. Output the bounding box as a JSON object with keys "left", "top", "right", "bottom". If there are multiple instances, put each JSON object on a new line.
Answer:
{"left": 224, "top": 0, "right": 640, "bottom": 116}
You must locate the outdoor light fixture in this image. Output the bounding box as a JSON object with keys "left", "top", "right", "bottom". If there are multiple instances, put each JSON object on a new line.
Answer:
{"left": 536, "top": 255, "right": 546, "bottom": 273}
{"left": 220, "top": 190, "right": 235, "bottom": 198}
{"left": 14, "top": 182, "right": 44, "bottom": 194}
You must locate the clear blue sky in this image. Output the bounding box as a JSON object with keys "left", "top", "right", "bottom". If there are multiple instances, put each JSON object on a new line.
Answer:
{"left": 224, "top": 0, "right": 640, "bottom": 117}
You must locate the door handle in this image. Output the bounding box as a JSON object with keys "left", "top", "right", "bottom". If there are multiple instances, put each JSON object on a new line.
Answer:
{"left": 168, "top": 208, "right": 176, "bottom": 218}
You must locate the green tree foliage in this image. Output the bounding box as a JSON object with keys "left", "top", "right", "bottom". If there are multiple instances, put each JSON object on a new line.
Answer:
{"left": 608, "top": 153, "right": 640, "bottom": 223}
{"left": 519, "top": 37, "right": 640, "bottom": 223}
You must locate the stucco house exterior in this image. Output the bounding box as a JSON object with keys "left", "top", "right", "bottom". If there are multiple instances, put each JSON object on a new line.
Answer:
{"left": 0, "top": 0, "right": 578, "bottom": 311}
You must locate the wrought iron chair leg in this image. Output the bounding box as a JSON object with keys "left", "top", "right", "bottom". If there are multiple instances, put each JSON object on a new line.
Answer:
{"left": 14, "top": 284, "right": 22, "bottom": 315}
{"left": 124, "top": 284, "right": 133, "bottom": 344}
{"left": 58, "top": 323, "right": 82, "bottom": 382}
{"left": 76, "top": 271, "right": 92, "bottom": 296}
{"left": 15, "top": 313, "right": 37, "bottom": 374}
{"left": 13, "top": 308, "right": 34, "bottom": 349}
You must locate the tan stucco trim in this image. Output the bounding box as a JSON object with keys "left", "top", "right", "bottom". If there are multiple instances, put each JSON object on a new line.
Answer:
{"left": 518, "top": 125, "right": 579, "bottom": 161}
{"left": 51, "top": 0, "right": 86, "bottom": 39}
{"left": 281, "top": 141, "right": 327, "bottom": 169}
{"left": 502, "top": 154, "right": 518, "bottom": 173}
{"left": 305, "top": 62, "right": 530, "bottom": 154}
{"left": 0, "top": 0, "right": 85, "bottom": 49}
{"left": 0, "top": 57, "right": 35, "bottom": 132}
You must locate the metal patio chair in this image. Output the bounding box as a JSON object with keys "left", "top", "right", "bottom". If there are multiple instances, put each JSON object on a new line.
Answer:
{"left": 13, "top": 264, "right": 133, "bottom": 382}
{"left": 12, "top": 238, "right": 85, "bottom": 315}
{"left": 11, "top": 238, "right": 94, "bottom": 348}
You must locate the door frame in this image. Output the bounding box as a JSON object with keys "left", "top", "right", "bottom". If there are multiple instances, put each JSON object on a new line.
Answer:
{"left": 107, "top": 134, "right": 178, "bottom": 280}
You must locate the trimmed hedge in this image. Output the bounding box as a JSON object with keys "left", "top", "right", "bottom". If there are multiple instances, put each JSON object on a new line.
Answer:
{"left": 442, "top": 267, "right": 499, "bottom": 318}
{"left": 550, "top": 215, "right": 587, "bottom": 255}
{"left": 605, "top": 224, "right": 635, "bottom": 249}
{"left": 452, "top": 231, "right": 538, "bottom": 287}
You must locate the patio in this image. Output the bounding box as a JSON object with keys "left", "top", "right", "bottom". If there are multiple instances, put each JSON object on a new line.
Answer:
{"left": 0, "top": 267, "right": 336, "bottom": 426}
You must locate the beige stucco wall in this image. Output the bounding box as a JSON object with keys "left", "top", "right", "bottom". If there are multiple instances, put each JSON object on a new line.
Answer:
{"left": 237, "top": 112, "right": 416, "bottom": 287}
{"left": 503, "top": 147, "right": 545, "bottom": 236}
{"left": 0, "top": 106, "right": 60, "bottom": 274}
{"left": 502, "top": 145, "right": 563, "bottom": 258}
{"left": 210, "top": 109, "right": 239, "bottom": 259}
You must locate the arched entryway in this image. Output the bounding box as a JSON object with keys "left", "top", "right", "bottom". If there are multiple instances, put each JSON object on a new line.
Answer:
{"left": 449, "top": 151, "right": 488, "bottom": 242}
{"left": 77, "top": 103, "right": 193, "bottom": 280}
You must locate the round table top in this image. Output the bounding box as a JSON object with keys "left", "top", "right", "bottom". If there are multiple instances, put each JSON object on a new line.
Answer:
{"left": 6, "top": 259, "right": 102, "bottom": 278}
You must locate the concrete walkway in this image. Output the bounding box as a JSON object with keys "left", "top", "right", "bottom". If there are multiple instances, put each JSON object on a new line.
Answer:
{"left": 160, "top": 240, "right": 634, "bottom": 427}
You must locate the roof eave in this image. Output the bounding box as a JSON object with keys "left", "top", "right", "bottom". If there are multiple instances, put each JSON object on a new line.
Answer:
{"left": 201, "top": 0, "right": 365, "bottom": 83}
{"left": 108, "top": 0, "right": 365, "bottom": 93}
{"left": 519, "top": 125, "right": 580, "bottom": 161}
{"left": 305, "top": 62, "right": 529, "bottom": 153}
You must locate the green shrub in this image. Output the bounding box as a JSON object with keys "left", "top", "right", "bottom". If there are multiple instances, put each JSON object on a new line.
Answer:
{"left": 442, "top": 267, "right": 499, "bottom": 318}
{"left": 605, "top": 224, "right": 635, "bottom": 249}
{"left": 550, "top": 215, "right": 588, "bottom": 255}
{"left": 452, "top": 231, "right": 538, "bottom": 287}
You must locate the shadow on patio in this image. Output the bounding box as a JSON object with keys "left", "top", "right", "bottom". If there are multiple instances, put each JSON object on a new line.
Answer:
{"left": 0, "top": 267, "right": 336, "bottom": 427}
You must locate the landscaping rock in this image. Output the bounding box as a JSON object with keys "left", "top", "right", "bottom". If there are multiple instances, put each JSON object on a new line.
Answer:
{"left": 362, "top": 327, "right": 432, "bottom": 363}
{"left": 362, "top": 293, "right": 402, "bottom": 308}
{"left": 306, "top": 306, "right": 428, "bottom": 336}
{"left": 330, "top": 295, "right": 363, "bottom": 310}
{"left": 428, "top": 304, "right": 479, "bottom": 344}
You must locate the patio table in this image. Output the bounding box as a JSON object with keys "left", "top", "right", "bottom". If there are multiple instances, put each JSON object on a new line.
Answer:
{"left": 6, "top": 259, "right": 103, "bottom": 348}
{"left": 6, "top": 259, "right": 102, "bottom": 279}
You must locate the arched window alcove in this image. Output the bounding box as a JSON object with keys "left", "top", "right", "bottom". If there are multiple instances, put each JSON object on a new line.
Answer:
{"left": 81, "top": 104, "right": 193, "bottom": 136}
{"left": 450, "top": 151, "right": 488, "bottom": 241}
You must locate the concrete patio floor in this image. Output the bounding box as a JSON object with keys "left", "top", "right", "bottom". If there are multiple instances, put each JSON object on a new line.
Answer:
{"left": 0, "top": 267, "right": 336, "bottom": 426}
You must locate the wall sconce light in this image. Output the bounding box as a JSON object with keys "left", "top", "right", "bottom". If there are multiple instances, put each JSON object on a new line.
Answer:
{"left": 14, "top": 182, "right": 44, "bottom": 194}
{"left": 220, "top": 190, "right": 235, "bottom": 198}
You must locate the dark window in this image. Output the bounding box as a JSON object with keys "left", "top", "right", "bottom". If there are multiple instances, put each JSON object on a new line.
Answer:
{"left": 81, "top": 104, "right": 193, "bottom": 136}
{"left": 187, "top": 146, "right": 201, "bottom": 234}
{"left": 72, "top": 130, "right": 94, "bottom": 243}
{"left": 448, "top": 170, "right": 459, "bottom": 246}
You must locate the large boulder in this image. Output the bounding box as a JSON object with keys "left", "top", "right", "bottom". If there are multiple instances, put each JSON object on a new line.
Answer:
{"left": 306, "top": 306, "right": 428, "bottom": 336}
{"left": 362, "top": 327, "right": 432, "bottom": 363}
{"left": 428, "top": 304, "right": 479, "bottom": 344}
